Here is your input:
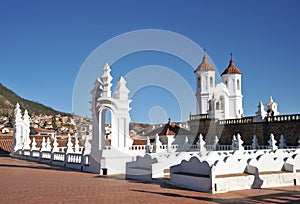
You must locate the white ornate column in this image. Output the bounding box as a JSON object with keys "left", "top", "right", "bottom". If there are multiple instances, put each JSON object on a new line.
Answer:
{"left": 113, "top": 76, "right": 133, "bottom": 149}
{"left": 12, "top": 103, "right": 23, "bottom": 152}
{"left": 22, "top": 110, "right": 31, "bottom": 150}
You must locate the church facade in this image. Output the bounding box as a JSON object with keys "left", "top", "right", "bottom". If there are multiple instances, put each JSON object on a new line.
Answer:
{"left": 195, "top": 54, "right": 243, "bottom": 120}
{"left": 190, "top": 54, "right": 300, "bottom": 146}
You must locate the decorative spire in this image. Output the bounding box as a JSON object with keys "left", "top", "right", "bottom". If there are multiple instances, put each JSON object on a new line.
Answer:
{"left": 46, "top": 137, "right": 52, "bottom": 151}
{"left": 255, "top": 101, "right": 266, "bottom": 118}
{"left": 268, "top": 133, "right": 278, "bottom": 151}
{"left": 114, "top": 76, "right": 130, "bottom": 100}
{"left": 197, "top": 134, "right": 206, "bottom": 156}
{"left": 101, "top": 63, "right": 113, "bottom": 97}
{"left": 31, "top": 137, "right": 38, "bottom": 151}
{"left": 213, "top": 135, "right": 219, "bottom": 150}
{"left": 269, "top": 96, "right": 273, "bottom": 103}
{"left": 14, "top": 103, "right": 22, "bottom": 121}
{"left": 66, "top": 133, "right": 74, "bottom": 154}
{"left": 74, "top": 135, "right": 80, "bottom": 153}
{"left": 52, "top": 135, "right": 59, "bottom": 153}
{"left": 40, "top": 137, "right": 47, "bottom": 152}
{"left": 83, "top": 137, "right": 91, "bottom": 155}
{"left": 252, "top": 135, "right": 259, "bottom": 150}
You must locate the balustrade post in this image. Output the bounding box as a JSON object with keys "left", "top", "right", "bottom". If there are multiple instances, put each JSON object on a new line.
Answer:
{"left": 213, "top": 136, "right": 219, "bottom": 151}
{"left": 279, "top": 134, "right": 286, "bottom": 149}
{"left": 197, "top": 134, "right": 206, "bottom": 156}
{"left": 268, "top": 133, "right": 278, "bottom": 151}
{"left": 252, "top": 135, "right": 259, "bottom": 150}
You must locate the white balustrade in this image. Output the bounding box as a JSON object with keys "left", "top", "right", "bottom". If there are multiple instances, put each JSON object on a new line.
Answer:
{"left": 31, "top": 150, "right": 40, "bottom": 158}
{"left": 23, "top": 150, "right": 31, "bottom": 156}
{"left": 53, "top": 152, "right": 65, "bottom": 162}
{"left": 41, "top": 151, "right": 51, "bottom": 160}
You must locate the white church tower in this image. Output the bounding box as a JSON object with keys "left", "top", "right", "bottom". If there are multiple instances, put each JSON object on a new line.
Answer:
{"left": 195, "top": 52, "right": 216, "bottom": 114}
{"left": 221, "top": 55, "right": 244, "bottom": 118}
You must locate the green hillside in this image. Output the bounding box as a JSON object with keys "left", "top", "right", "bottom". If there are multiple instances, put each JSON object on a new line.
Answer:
{"left": 0, "top": 83, "right": 71, "bottom": 117}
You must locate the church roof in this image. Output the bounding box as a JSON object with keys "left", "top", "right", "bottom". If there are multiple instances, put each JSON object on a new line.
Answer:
{"left": 145, "top": 119, "right": 192, "bottom": 137}
{"left": 194, "top": 55, "right": 216, "bottom": 73}
{"left": 221, "top": 59, "right": 242, "bottom": 75}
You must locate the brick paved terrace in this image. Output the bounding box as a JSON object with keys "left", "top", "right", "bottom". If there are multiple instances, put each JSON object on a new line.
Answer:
{"left": 0, "top": 156, "right": 300, "bottom": 204}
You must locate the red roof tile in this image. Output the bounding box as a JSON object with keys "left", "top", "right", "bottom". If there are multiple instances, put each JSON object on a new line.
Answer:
{"left": 221, "top": 59, "right": 242, "bottom": 75}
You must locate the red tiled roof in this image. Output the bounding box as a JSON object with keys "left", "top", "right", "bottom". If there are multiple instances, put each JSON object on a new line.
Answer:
{"left": 221, "top": 59, "right": 242, "bottom": 75}
{"left": 195, "top": 55, "right": 216, "bottom": 72}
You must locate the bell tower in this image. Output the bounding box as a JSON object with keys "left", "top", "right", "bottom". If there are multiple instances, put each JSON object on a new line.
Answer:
{"left": 195, "top": 51, "right": 216, "bottom": 114}
{"left": 221, "top": 54, "right": 243, "bottom": 118}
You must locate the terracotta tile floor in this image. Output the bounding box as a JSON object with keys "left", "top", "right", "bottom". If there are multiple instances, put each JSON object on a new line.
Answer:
{"left": 0, "top": 156, "right": 299, "bottom": 204}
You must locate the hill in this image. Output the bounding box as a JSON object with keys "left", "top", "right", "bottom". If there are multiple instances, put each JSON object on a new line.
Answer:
{"left": 0, "top": 83, "right": 71, "bottom": 118}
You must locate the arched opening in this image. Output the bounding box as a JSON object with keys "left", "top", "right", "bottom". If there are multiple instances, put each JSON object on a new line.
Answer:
{"left": 105, "top": 110, "right": 112, "bottom": 140}
{"left": 237, "top": 79, "right": 240, "bottom": 90}
{"left": 220, "top": 96, "right": 225, "bottom": 111}
{"left": 99, "top": 108, "right": 113, "bottom": 148}
{"left": 198, "top": 77, "right": 201, "bottom": 88}
{"left": 216, "top": 101, "right": 220, "bottom": 110}
{"left": 210, "top": 77, "right": 213, "bottom": 87}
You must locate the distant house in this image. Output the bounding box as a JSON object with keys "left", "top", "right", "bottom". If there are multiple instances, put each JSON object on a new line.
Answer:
{"left": 1, "top": 127, "right": 11, "bottom": 134}
{"left": 145, "top": 119, "right": 195, "bottom": 145}
{"left": 31, "top": 127, "right": 55, "bottom": 137}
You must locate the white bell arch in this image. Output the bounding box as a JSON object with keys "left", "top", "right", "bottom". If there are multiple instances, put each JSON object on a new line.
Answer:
{"left": 90, "top": 63, "right": 133, "bottom": 156}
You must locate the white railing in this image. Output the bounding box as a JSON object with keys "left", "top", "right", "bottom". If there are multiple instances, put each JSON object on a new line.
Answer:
{"left": 41, "top": 151, "right": 51, "bottom": 160}
{"left": 23, "top": 149, "right": 31, "bottom": 156}
{"left": 53, "top": 152, "right": 65, "bottom": 162}
{"left": 31, "top": 150, "right": 40, "bottom": 158}
{"left": 67, "top": 153, "right": 82, "bottom": 164}
{"left": 266, "top": 114, "right": 300, "bottom": 122}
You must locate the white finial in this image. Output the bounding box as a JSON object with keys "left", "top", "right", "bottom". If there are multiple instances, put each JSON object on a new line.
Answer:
{"left": 40, "top": 137, "right": 47, "bottom": 152}
{"left": 236, "top": 133, "right": 244, "bottom": 150}
{"left": 268, "top": 133, "right": 278, "bottom": 151}
{"left": 279, "top": 134, "right": 286, "bottom": 149}
{"left": 66, "top": 134, "right": 74, "bottom": 154}
{"left": 52, "top": 135, "right": 59, "bottom": 153}
{"left": 213, "top": 135, "right": 219, "bottom": 151}
{"left": 197, "top": 134, "right": 206, "bottom": 156}
{"left": 31, "top": 137, "right": 38, "bottom": 151}
{"left": 83, "top": 137, "right": 91, "bottom": 155}
{"left": 14, "top": 103, "right": 22, "bottom": 120}
{"left": 184, "top": 136, "right": 189, "bottom": 144}
{"left": 114, "top": 76, "right": 130, "bottom": 100}
{"left": 74, "top": 135, "right": 80, "bottom": 153}
{"left": 46, "top": 137, "right": 52, "bottom": 151}
{"left": 252, "top": 135, "right": 259, "bottom": 150}
{"left": 153, "top": 134, "right": 162, "bottom": 153}
{"left": 100, "top": 63, "right": 113, "bottom": 97}
{"left": 269, "top": 96, "right": 273, "bottom": 103}
{"left": 256, "top": 101, "right": 266, "bottom": 118}
{"left": 145, "top": 136, "right": 151, "bottom": 153}
{"left": 231, "top": 135, "right": 237, "bottom": 150}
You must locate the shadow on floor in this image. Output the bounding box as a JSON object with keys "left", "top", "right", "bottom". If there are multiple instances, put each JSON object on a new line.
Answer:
{"left": 0, "top": 159, "right": 81, "bottom": 173}
{"left": 131, "top": 188, "right": 300, "bottom": 204}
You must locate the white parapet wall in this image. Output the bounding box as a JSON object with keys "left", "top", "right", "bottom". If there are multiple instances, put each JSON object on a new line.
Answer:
{"left": 169, "top": 148, "right": 300, "bottom": 193}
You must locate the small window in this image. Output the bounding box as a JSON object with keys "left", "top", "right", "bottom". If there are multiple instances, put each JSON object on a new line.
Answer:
{"left": 237, "top": 79, "right": 240, "bottom": 90}
{"left": 210, "top": 77, "right": 213, "bottom": 87}
{"left": 225, "top": 81, "right": 228, "bottom": 87}
{"left": 216, "top": 101, "right": 220, "bottom": 110}
{"left": 198, "top": 77, "right": 201, "bottom": 88}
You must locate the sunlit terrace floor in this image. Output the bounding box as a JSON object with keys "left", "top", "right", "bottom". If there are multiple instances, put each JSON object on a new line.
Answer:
{"left": 0, "top": 156, "right": 300, "bottom": 204}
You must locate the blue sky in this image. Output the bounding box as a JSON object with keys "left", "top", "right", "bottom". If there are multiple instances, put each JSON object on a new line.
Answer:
{"left": 0, "top": 0, "right": 299, "bottom": 123}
